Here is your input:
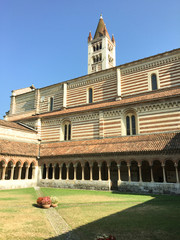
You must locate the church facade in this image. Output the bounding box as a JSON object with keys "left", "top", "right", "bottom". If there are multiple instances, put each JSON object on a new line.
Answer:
{"left": 0, "top": 16, "right": 180, "bottom": 194}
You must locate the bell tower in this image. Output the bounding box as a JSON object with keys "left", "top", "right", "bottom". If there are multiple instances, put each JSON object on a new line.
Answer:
{"left": 88, "top": 14, "right": 116, "bottom": 74}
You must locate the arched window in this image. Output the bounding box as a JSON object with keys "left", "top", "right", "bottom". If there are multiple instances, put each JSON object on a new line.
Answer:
{"left": 151, "top": 74, "right": 158, "bottom": 90}
{"left": 126, "top": 114, "right": 136, "bottom": 135}
{"left": 63, "top": 121, "right": 71, "bottom": 141}
{"left": 88, "top": 88, "right": 93, "bottom": 103}
{"left": 49, "top": 97, "right": 54, "bottom": 111}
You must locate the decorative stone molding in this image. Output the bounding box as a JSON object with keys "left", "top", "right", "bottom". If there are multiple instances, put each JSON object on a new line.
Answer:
{"left": 137, "top": 100, "right": 180, "bottom": 113}
{"left": 67, "top": 73, "right": 116, "bottom": 89}
{"left": 71, "top": 113, "right": 99, "bottom": 122}
{"left": 103, "top": 109, "right": 121, "bottom": 118}
{"left": 121, "top": 55, "right": 180, "bottom": 75}
{"left": 41, "top": 119, "right": 62, "bottom": 126}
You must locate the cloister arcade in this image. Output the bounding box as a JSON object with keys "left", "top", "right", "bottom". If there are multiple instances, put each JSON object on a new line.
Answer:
{"left": 0, "top": 160, "right": 36, "bottom": 180}
{"left": 40, "top": 159, "right": 180, "bottom": 187}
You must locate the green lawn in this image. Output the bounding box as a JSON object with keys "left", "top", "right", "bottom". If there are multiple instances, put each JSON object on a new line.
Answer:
{"left": 41, "top": 188, "right": 180, "bottom": 240}
{"left": 0, "top": 187, "right": 180, "bottom": 240}
{"left": 0, "top": 188, "right": 53, "bottom": 240}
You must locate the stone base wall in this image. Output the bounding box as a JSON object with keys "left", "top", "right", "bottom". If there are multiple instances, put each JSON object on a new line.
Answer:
{"left": 38, "top": 179, "right": 110, "bottom": 191}
{"left": 1, "top": 179, "right": 180, "bottom": 195}
{"left": 117, "top": 181, "right": 180, "bottom": 195}
{"left": 0, "top": 180, "right": 37, "bottom": 190}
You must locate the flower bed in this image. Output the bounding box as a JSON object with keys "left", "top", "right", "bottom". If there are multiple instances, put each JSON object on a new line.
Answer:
{"left": 36, "top": 196, "right": 58, "bottom": 208}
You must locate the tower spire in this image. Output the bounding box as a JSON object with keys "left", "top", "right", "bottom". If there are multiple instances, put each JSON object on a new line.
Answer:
{"left": 88, "top": 15, "right": 116, "bottom": 74}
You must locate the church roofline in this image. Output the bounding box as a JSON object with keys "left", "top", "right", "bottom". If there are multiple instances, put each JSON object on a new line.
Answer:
{"left": 38, "top": 47, "right": 180, "bottom": 90}
{"left": 14, "top": 86, "right": 180, "bottom": 121}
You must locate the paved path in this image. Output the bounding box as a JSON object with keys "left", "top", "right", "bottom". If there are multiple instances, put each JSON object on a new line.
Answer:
{"left": 34, "top": 187, "right": 78, "bottom": 240}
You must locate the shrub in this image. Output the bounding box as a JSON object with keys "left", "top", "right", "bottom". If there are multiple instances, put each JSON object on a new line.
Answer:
{"left": 37, "top": 197, "right": 44, "bottom": 206}
{"left": 41, "top": 197, "right": 51, "bottom": 205}
{"left": 51, "top": 196, "right": 58, "bottom": 204}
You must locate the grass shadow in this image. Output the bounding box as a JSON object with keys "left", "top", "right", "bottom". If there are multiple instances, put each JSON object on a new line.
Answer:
{"left": 44, "top": 193, "right": 180, "bottom": 240}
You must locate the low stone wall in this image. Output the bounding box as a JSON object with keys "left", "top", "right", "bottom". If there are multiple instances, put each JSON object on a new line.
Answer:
{"left": 38, "top": 179, "right": 180, "bottom": 194}
{"left": 38, "top": 179, "right": 110, "bottom": 191}
{"left": 1, "top": 179, "right": 180, "bottom": 194}
{"left": 118, "top": 181, "right": 180, "bottom": 194}
{"left": 0, "top": 180, "right": 37, "bottom": 190}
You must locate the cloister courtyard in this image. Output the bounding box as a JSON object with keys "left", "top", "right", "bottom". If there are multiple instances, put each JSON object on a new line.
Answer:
{"left": 0, "top": 187, "right": 180, "bottom": 240}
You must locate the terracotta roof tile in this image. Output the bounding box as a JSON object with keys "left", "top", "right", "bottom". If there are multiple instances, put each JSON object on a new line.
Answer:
{"left": 0, "top": 119, "right": 35, "bottom": 132}
{"left": 40, "top": 132, "right": 180, "bottom": 157}
{"left": 24, "top": 87, "right": 180, "bottom": 120}
{"left": 0, "top": 139, "right": 39, "bottom": 157}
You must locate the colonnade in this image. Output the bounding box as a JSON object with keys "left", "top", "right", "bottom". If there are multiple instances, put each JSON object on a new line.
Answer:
{"left": 0, "top": 161, "right": 36, "bottom": 180}
{"left": 41, "top": 160, "right": 180, "bottom": 184}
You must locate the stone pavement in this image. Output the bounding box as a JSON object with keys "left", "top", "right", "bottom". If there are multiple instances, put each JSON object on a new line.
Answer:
{"left": 34, "top": 187, "right": 78, "bottom": 240}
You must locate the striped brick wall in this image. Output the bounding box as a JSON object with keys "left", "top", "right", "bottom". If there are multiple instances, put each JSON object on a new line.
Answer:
{"left": 139, "top": 111, "right": 180, "bottom": 134}
{"left": 67, "top": 72, "right": 117, "bottom": 107}
{"left": 121, "top": 57, "right": 180, "bottom": 96}
{"left": 15, "top": 91, "right": 35, "bottom": 114}
{"left": 39, "top": 85, "right": 63, "bottom": 113}
{"left": 41, "top": 119, "right": 61, "bottom": 142}
{"left": 72, "top": 117, "right": 99, "bottom": 140}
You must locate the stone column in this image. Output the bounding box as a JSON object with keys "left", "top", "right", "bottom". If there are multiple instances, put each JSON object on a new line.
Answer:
{"left": 2, "top": 166, "right": 6, "bottom": 180}
{"left": 138, "top": 163, "right": 142, "bottom": 182}
{"left": 40, "top": 165, "right": 43, "bottom": 179}
{"left": 67, "top": 164, "right": 69, "bottom": 180}
{"left": 117, "top": 163, "right": 121, "bottom": 181}
{"left": 127, "top": 163, "right": 131, "bottom": 182}
{"left": 10, "top": 165, "right": 15, "bottom": 180}
{"left": 161, "top": 162, "right": 166, "bottom": 183}
{"left": 52, "top": 165, "right": 55, "bottom": 180}
{"left": 90, "top": 164, "right": 93, "bottom": 181}
{"left": 82, "top": 164, "right": 85, "bottom": 181}
{"left": 107, "top": 164, "right": 110, "bottom": 181}
{"left": 174, "top": 163, "right": 179, "bottom": 183}
{"left": 150, "top": 163, "right": 154, "bottom": 182}
{"left": 46, "top": 165, "right": 48, "bottom": 179}
{"left": 18, "top": 166, "right": 22, "bottom": 180}
{"left": 32, "top": 167, "right": 35, "bottom": 179}
{"left": 59, "top": 165, "right": 62, "bottom": 180}
{"left": 10, "top": 91, "right": 16, "bottom": 115}
{"left": 63, "top": 83, "right": 67, "bottom": 108}
{"left": 25, "top": 166, "right": 29, "bottom": 180}
{"left": 116, "top": 68, "right": 121, "bottom": 100}
{"left": 35, "top": 89, "right": 40, "bottom": 114}
{"left": 74, "top": 164, "right": 77, "bottom": 180}
{"left": 98, "top": 163, "right": 102, "bottom": 181}
{"left": 99, "top": 111, "right": 104, "bottom": 139}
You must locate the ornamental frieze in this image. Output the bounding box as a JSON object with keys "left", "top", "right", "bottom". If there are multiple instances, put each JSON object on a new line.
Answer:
{"left": 121, "top": 55, "right": 180, "bottom": 75}
{"left": 137, "top": 101, "right": 180, "bottom": 113}
{"left": 67, "top": 73, "right": 116, "bottom": 89}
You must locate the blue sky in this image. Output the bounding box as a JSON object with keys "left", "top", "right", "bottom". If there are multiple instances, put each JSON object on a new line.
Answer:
{"left": 0, "top": 0, "right": 180, "bottom": 119}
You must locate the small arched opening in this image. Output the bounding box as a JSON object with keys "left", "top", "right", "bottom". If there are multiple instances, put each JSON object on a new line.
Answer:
{"left": 92, "top": 162, "right": 99, "bottom": 180}
{"left": 101, "top": 161, "right": 108, "bottom": 180}
{"left": 120, "top": 161, "right": 128, "bottom": 181}
{"left": 84, "top": 162, "right": 90, "bottom": 180}
{"left": 165, "top": 160, "right": 176, "bottom": 183}
{"left": 141, "top": 161, "right": 151, "bottom": 182}
{"left": 76, "top": 162, "right": 82, "bottom": 180}
{"left": 55, "top": 163, "right": 60, "bottom": 179}
{"left": 153, "top": 160, "right": 163, "bottom": 182}
{"left": 48, "top": 163, "right": 53, "bottom": 179}
{"left": 69, "top": 163, "right": 74, "bottom": 180}
{"left": 62, "top": 163, "right": 67, "bottom": 180}
{"left": 130, "top": 161, "right": 139, "bottom": 182}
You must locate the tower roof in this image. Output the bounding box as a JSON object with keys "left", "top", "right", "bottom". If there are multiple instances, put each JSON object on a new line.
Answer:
{"left": 94, "top": 14, "right": 111, "bottom": 40}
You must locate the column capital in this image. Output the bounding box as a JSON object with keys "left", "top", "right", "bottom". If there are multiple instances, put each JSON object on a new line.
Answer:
{"left": 174, "top": 162, "right": 178, "bottom": 167}
{"left": 161, "top": 162, "right": 165, "bottom": 167}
